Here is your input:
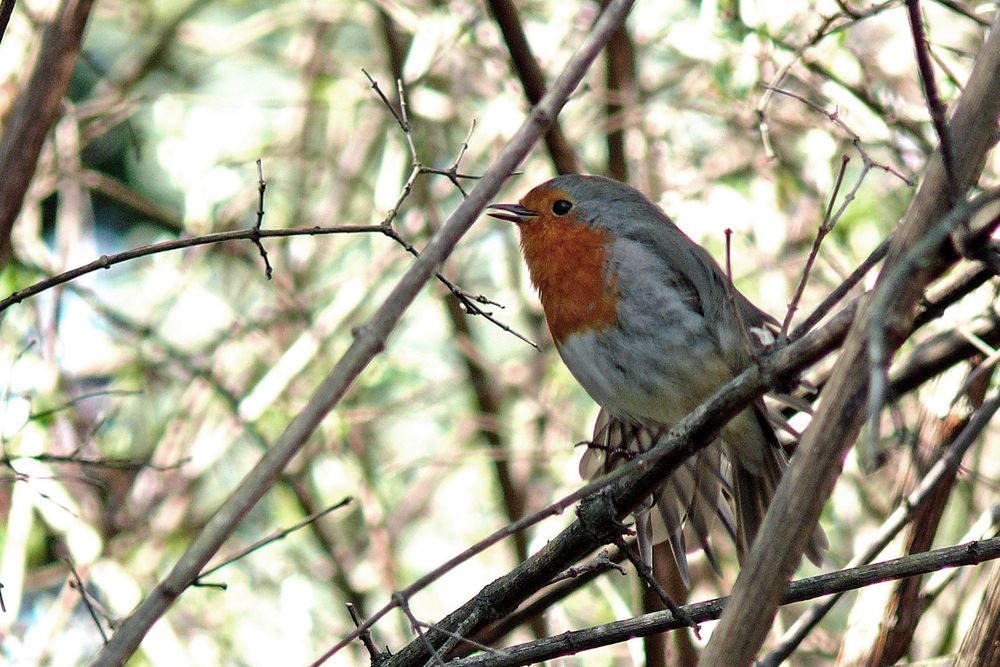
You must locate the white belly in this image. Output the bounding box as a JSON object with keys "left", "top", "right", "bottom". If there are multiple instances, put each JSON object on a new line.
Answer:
{"left": 556, "top": 326, "right": 733, "bottom": 429}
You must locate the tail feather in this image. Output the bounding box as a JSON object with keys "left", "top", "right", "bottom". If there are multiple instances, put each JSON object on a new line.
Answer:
{"left": 672, "top": 446, "right": 730, "bottom": 575}
{"left": 585, "top": 405, "right": 827, "bottom": 589}
{"left": 730, "top": 404, "right": 827, "bottom": 565}
{"left": 654, "top": 485, "right": 690, "bottom": 587}
{"left": 587, "top": 409, "right": 733, "bottom": 588}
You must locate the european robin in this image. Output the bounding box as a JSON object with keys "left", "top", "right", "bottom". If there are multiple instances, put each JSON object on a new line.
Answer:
{"left": 489, "top": 174, "right": 826, "bottom": 585}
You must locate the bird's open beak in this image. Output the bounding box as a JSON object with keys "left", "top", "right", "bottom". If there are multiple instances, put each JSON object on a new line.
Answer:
{"left": 487, "top": 203, "right": 538, "bottom": 224}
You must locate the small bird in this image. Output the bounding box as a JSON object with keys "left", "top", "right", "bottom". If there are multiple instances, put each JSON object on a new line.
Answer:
{"left": 489, "top": 174, "right": 825, "bottom": 585}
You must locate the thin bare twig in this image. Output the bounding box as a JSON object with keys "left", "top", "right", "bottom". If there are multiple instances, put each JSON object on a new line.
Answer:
{"left": 393, "top": 592, "right": 446, "bottom": 666}
{"left": 65, "top": 557, "right": 109, "bottom": 644}
{"left": 755, "top": 1, "right": 905, "bottom": 158}
{"left": 363, "top": 72, "right": 537, "bottom": 349}
{"left": 789, "top": 236, "right": 891, "bottom": 341}
{"left": 378, "top": 222, "right": 536, "bottom": 349}
{"left": 425, "top": 118, "right": 478, "bottom": 196}
{"left": 549, "top": 550, "right": 625, "bottom": 584}
{"left": 1, "top": 216, "right": 531, "bottom": 347}
{"left": 2, "top": 452, "right": 188, "bottom": 472}
{"left": 0, "top": 223, "right": 383, "bottom": 315}
{"left": 931, "top": 0, "right": 993, "bottom": 26}
{"left": 781, "top": 154, "right": 852, "bottom": 337}
{"left": 250, "top": 158, "right": 272, "bottom": 279}
{"left": 362, "top": 68, "right": 406, "bottom": 130}
{"left": 609, "top": 532, "right": 699, "bottom": 636}
{"left": 906, "top": 0, "right": 958, "bottom": 200}
{"left": 397, "top": 79, "right": 419, "bottom": 161}
{"left": 756, "top": 13, "right": 837, "bottom": 160}
{"left": 762, "top": 84, "right": 914, "bottom": 185}
{"left": 347, "top": 603, "right": 385, "bottom": 664}
{"left": 412, "top": 615, "right": 512, "bottom": 661}
{"left": 919, "top": 505, "right": 1000, "bottom": 607}
{"left": 25, "top": 388, "right": 142, "bottom": 421}
{"left": 195, "top": 497, "right": 352, "bottom": 583}
{"left": 762, "top": 85, "right": 913, "bottom": 344}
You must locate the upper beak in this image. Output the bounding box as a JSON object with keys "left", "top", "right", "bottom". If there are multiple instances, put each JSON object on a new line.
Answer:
{"left": 487, "top": 203, "right": 538, "bottom": 224}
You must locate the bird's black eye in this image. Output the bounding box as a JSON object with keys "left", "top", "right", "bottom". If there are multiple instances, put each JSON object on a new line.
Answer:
{"left": 551, "top": 199, "right": 573, "bottom": 215}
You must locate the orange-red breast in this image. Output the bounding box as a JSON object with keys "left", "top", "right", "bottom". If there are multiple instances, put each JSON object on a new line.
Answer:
{"left": 489, "top": 174, "right": 826, "bottom": 585}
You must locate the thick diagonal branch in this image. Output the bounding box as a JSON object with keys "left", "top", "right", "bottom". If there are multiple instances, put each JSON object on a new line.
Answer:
{"left": 700, "top": 16, "right": 1000, "bottom": 666}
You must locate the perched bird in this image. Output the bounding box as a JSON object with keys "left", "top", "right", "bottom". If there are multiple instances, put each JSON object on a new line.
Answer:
{"left": 489, "top": 174, "right": 825, "bottom": 586}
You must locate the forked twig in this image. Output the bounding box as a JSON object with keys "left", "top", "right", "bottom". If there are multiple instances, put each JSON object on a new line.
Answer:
{"left": 363, "top": 71, "right": 537, "bottom": 349}
{"left": 762, "top": 84, "right": 914, "bottom": 186}
{"left": 549, "top": 549, "right": 625, "bottom": 584}
{"left": 789, "top": 235, "right": 891, "bottom": 341}
{"left": 347, "top": 603, "right": 385, "bottom": 664}
{"left": 393, "top": 592, "right": 446, "bottom": 666}
{"left": 781, "top": 154, "right": 852, "bottom": 337}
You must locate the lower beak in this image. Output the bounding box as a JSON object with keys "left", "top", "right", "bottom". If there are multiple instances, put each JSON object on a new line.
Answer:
{"left": 487, "top": 203, "right": 538, "bottom": 224}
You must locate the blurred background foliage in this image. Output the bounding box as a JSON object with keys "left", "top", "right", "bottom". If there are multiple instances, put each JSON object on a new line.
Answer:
{"left": 0, "top": 0, "right": 998, "bottom": 665}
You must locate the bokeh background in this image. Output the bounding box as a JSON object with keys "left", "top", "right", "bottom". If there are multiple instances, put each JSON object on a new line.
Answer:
{"left": 0, "top": 0, "right": 998, "bottom": 665}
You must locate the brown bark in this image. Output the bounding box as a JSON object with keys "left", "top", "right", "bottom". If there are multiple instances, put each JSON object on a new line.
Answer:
{"left": 0, "top": 0, "right": 95, "bottom": 266}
